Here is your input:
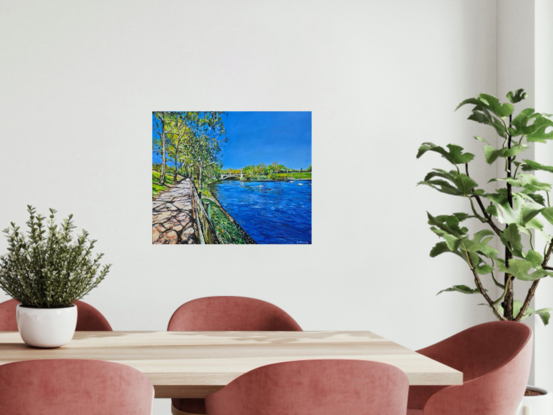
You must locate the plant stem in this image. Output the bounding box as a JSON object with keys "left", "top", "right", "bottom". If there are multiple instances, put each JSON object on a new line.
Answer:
{"left": 465, "top": 163, "right": 502, "bottom": 235}
{"left": 465, "top": 252, "right": 507, "bottom": 321}
{"left": 516, "top": 237, "right": 553, "bottom": 321}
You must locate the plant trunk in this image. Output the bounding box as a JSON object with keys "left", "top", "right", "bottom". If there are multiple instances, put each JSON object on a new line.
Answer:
{"left": 502, "top": 115, "right": 515, "bottom": 320}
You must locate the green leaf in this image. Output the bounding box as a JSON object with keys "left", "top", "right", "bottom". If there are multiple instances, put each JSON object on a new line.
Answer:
{"left": 527, "top": 269, "right": 550, "bottom": 281}
{"left": 458, "top": 231, "right": 495, "bottom": 259}
{"left": 483, "top": 145, "right": 501, "bottom": 164}
{"left": 509, "top": 108, "right": 553, "bottom": 141}
{"left": 491, "top": 174, "right": 551, "bottom": 192}
{"left": 522, "top": 160, "right": 553, "bottom": 173}
{"left": 451, "top": 173, "right": 478, "bottom": 194}
{"left": 495, "top": 194, "right": 543, "bottom": 228}
{"left": 541, "top": 207, "right": 553, "bottom": 225}
{"left": 484, "top": 190, "right": 508, "bottom": 205}
{"left": 423, "top": 169, "right": 454, "bottom": 182}
{"left": 437, "top": 285, "right": 482, "bottom": 295}
{"left": 483, "top": 144, "right": 528, "bottom": 165}
{"left": 486, "top": 204, "right": 499, "bottom": 217}
{"left": 474, "top": 229, "right": 495, "bottom": 240}
{"left": 456, "top": 98, "right": 483, "bottom": 111}
{"left": 522, "top": 204, "right": 543, "bottom": 224}
{"left": 513, "top": 300, "right": 552, "bottom": 325}
{"left": 526, "top": 117, "right": 553, "bottom": 142}
{"left": 479, "top": 243, "right": 499, "bottom": 259}
{"left": 419, "top": 169, "right": 478, "bottom": 197}
{"left": 475, "top": 264, "right": 493, "bottom": 274}
{"left": 500, "top": 224, "right": 523, "bottom": 257}
{"left": 468, "top": 109, "right": 508, "bottom": 137}
{"left": 526, "top": 193, "right": 546, "bottom": 206}
{"left": 427, "top": 213, "right": 468, "bottom": 238}
{"left": 507, "top": 259, "right": 533, "bottom": 279}
{"left": 511, "top": 108, "right": 538, "bottom": 136}
{"left": 452, "top": 212, "right": 470, "bottom": 222}
{"left": 536, "top": 308, "right": 552, "bottom": 325}
{"left": 444, "top": 234, "right": 461, "bottom": 251}
{"left": 478, "top": 93, "right": 514, "bottom": 118}
{"left": 526, "top": 217, "right": 544, "bottom": 231}
{"left": 525, "top": 250, "right": 544, "bottom": 267}
{"left": 417, "top": 143, "right": 475, "bottom": 165}
{"left": 429, "top": 241, "right": 463, "bottom": 259}
{"left": 474, "top": 135, "right": 491, "bottom": 145}
{"left": 499, "top": 258, "right": 549, "bottom": 281}
{"left": 418, "top": 179, "right": 462, "bottom": 196}
{"left": 430, "top": 241, "right": 450, "bottom": 257}
{"left": 507, "top": 89, "right": 527, "bottom": 104}
{"left": 501, "top": 144, "right": 528, "bottom": 158}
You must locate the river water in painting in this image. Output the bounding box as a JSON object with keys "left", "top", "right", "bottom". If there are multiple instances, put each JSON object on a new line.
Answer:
{"left": 211, "top": 180, "right": 312, "bottom": 244}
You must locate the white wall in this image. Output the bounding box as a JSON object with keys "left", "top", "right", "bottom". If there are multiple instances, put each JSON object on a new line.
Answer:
{"left": 495, "top": 0, "right": 553, "bottom": 390}
{"left": 0, "top": 1, "right": 500, "bottom": 413}
{"left": 534, "top": 0, "right": 553, "bottom": 392}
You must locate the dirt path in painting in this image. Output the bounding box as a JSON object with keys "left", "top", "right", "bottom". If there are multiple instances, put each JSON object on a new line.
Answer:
{"left": 152, "top": 178, "right": 198, "bottom": 244}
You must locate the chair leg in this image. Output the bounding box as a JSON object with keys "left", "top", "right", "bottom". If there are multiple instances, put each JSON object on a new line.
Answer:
{"left": 171, "top": 404, "right": 203, "bottom": 415}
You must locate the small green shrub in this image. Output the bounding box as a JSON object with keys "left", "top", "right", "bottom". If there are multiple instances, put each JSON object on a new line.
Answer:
{"left": 0, "top": 206, "right": 110, "bottom": 308}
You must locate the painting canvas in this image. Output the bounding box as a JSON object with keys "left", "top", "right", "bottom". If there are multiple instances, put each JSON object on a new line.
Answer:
{"left": 152, "top": 112, "right": 312, "bottom": 245}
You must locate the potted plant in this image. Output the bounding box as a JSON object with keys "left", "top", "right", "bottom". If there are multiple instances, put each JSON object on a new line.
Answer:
{"left": 417, "top": 89, "right": 553, "bottom": 414}
{"left": 0, "top": 206, "right": 110, "bottom": 348}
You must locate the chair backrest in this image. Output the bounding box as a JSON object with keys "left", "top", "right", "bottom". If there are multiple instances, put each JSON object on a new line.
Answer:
{"left": 167, "top": 296, "right": 302, "bottom": 331}
{"left": 408, "top": 321, "right": 533, "bottom": 412}
{"left": 0, "top": 299, "right": 112, "bottom": 331}
{"left": 205, "top": 359, "right": 409, "bottom": 415}
{"left": 416, "top": 321, "right": 532, "bottom": 381}
{"left": 411, "top": 321, "right": 533, "bottom": 414}
{"left": 0, "top": 300, "right": 18, "bottom": 331}
{"left": 74, "top": 300, "right": 113, "bottom": 331}
{"left": 0, "top": 359, "right": 153, "bottom": 415}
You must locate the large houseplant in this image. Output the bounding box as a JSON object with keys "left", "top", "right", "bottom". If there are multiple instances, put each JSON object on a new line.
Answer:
{"left": 0, "top": 206, "right": 110, "bottom": 347}
{"left": 418, "top": 89, "right": 553, "bottom": 413}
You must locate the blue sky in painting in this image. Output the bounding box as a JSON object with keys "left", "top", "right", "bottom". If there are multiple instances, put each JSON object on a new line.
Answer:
{"left": 152, "top": 112, "right": 312, "bottom": 170}
{"left": 221, "top": 112, "right": 311, "bottom": 170}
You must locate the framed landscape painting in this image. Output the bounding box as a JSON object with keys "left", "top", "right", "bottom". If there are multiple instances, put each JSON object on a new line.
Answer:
{"left": 152, "top": 111, "right": 312, "bottom": 245}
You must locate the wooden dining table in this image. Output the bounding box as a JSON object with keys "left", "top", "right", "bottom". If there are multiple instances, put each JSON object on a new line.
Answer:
{"left": 0, "top": 331, "right": 462, "bottom": 398}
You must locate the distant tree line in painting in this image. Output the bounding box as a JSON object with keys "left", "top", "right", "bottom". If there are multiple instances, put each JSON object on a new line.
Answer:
{"left": 223, "top": 163, "right": 312, "bottom": 180}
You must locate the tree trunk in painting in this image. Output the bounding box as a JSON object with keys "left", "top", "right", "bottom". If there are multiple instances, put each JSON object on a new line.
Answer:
{"left": 198, "top": 164, "right": 203, "bottom": 198}
{"left": 173, "top": 145, "right": 179, "bottom": 182}
{"left": 158, "top": 112, "right": 166, "bottom": 185}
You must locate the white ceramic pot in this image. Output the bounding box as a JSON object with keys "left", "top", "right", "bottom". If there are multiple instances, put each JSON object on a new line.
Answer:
{"left": 517, "top": 386, "right": 553, "bottom": 415}
{"left": 16, "top": 304, "right": 77, "bottom": 348}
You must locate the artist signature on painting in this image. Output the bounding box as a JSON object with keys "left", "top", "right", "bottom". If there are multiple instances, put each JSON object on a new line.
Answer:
{"left": 296, "top": 241, "right": 310, "bottom": 244}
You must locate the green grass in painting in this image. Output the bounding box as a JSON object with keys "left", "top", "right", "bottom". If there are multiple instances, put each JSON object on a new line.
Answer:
{"left": 202, "top": 197, "right": 247, "bottom": 244}
{"left": 152, "top": 168, "right": 185, "bottom": 198}
{"left": 152, "top": 171, "right": 174, "bottom": 198}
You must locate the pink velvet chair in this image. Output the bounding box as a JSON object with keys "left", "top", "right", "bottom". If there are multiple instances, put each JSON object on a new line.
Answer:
{"left": 407, "top": 321, "right": 532, "bottom": 415}
{"left": 0, "top": 299, "right": 112, "bottom": 331}
{"left": 168, "top": 296, "right": 302, "bottom": 415}
{"left": 206, "top": 359, "right": 409, "bottom": 415}
{"left": 0, "top": 359, "right": 154, "bottom": 414}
